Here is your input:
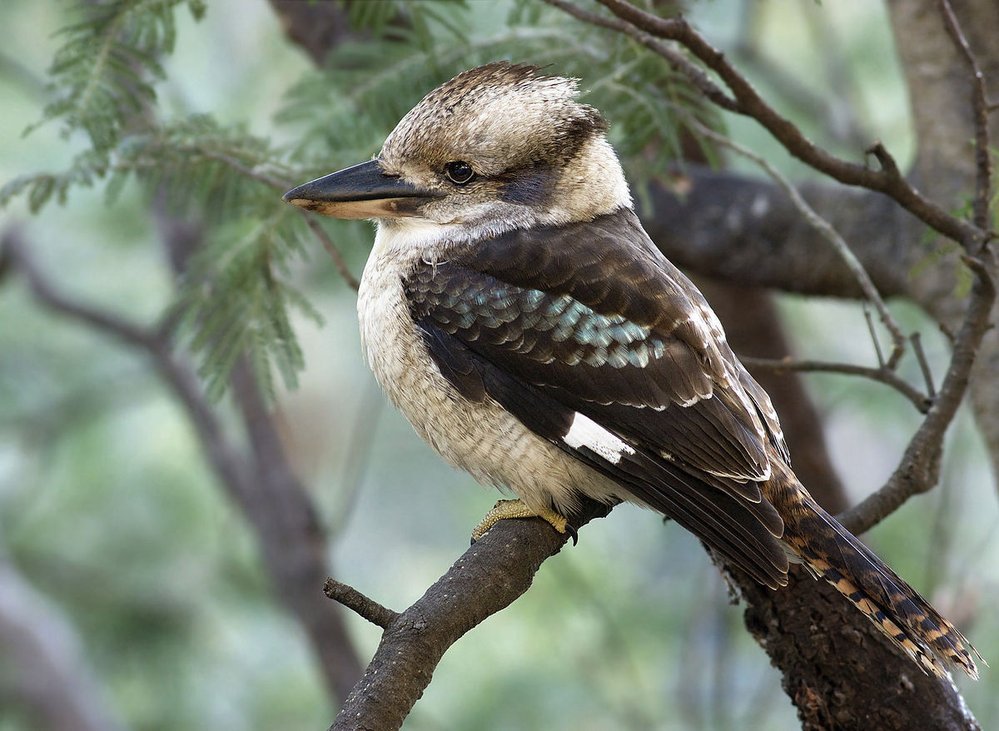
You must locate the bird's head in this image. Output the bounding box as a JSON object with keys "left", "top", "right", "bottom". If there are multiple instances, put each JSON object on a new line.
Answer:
{"left": 283, "top": 63, "right": 632, "bottom": 242}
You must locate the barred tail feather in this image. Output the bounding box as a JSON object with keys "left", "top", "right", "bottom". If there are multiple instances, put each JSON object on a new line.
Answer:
{"left": 773, "top": 473, "right": 980, "bottom": 680}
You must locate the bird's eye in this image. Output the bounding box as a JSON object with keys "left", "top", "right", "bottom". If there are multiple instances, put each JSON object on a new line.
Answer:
{"left": 444, "top": 161, "right": 476, "bottom": 186}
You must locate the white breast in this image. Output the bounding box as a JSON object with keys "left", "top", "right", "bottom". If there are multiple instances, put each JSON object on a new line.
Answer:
{"left": 355, "top": 223, "right": 623, "bottom": 516}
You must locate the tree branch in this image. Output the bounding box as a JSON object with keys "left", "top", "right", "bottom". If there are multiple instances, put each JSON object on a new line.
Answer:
{"left": 569, "top": 0, "right": 984, "bottom": 247}
{"left": 1, "top": 224, "right": 364, "bottom": 702}
{"left": 840, "top": 254, "right": 996, "bottom": 534}
{"left": 937, "top": 0, "right": 993, "bottom": 235}
{"left": 329, "top": 501, "right": 611, "bottom": 731}
{"left": 740, "top": 356, "right": 931, "bottom": 413}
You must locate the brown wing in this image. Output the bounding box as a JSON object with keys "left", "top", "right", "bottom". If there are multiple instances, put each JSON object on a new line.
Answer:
{"left": 405, "top": 207, "right": 793, "bottom": 587}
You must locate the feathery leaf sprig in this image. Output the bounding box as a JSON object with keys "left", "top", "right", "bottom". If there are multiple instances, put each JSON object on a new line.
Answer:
{"left": 30, "top": 0, "right": 205, "bottom": 154}
{"left": 5, "top": 0, "right": 720, "bottom": 398}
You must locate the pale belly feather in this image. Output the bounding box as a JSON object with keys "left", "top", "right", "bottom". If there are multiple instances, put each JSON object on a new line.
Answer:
{"left": 356, "top": 246, "right": 622, "bottom": 516}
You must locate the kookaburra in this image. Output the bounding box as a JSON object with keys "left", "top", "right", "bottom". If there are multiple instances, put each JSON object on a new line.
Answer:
{"left": 284, "top": 62, "right": 978, "bottom": 679}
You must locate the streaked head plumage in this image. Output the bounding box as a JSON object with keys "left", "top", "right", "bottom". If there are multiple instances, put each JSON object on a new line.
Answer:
{"left": 380, "top": 63, "right": 606, "bottom": 179}
{"left": 284, "top": 62, "right": 631, "bottom": 234}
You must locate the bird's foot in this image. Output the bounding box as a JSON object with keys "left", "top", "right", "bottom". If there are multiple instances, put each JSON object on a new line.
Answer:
{"left": 471, "top": 499, "right": 572, "bottom": 543}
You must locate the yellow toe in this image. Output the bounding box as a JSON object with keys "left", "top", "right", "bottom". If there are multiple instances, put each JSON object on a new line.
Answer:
{"left": 471, "top": 499, "right": 569, "bottom": 541}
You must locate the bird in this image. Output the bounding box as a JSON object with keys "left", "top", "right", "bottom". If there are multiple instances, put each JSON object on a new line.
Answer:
{"left": 283, "top": 62, "right": 979, "bottom": 680}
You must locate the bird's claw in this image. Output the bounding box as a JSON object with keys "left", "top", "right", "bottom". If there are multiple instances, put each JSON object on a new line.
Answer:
{"left": 470, "top": 499, "right": 573, "bottom": 544}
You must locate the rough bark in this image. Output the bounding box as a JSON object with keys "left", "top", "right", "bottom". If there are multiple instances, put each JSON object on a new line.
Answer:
{"left": 739, "top": 572, "right": 978, "bottom": 731}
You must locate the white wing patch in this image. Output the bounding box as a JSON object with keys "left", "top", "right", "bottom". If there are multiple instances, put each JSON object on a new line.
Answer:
{"left": 563, "top": 413, "right": 635, "bottom": 464}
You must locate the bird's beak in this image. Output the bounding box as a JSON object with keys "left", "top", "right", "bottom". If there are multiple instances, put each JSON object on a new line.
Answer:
{"left": 282, "top": 160, "right": 437, "bottom": 220}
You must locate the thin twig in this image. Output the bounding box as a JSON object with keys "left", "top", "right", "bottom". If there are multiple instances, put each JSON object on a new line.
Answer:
{"left": 329, "top": 379, "right": 384, "bottom": 539}
{"left": 740, "top": 356, "right": 931, "bottom": 413}
{"left": 324, "top": 579, "right": 399, "bottom": 630}
{"left": 840, "top": 254, "right": 996, "bottom": 534}
{"left": 157, "top": 144, "right": 363, "bottom": 304}
{"left": 571, "top": 0, "right": 981, "bottom": 246}
{"left": 911, "top": 332, "right": 936, "bottom": 399}
{"left": 303, "top": 215, "right": 359, "bottom": 291}
{"left": 863, "top": 303, "right": 887, "bottom": 368}
{"left": 189, "top": 147, "right": 292, "bottom": 191}
{"left": 684, "top": 117, "right": 909, "bottom": 368}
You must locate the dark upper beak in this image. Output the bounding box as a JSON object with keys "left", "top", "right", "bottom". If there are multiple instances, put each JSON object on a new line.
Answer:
{"left": 282, "top": 159, "right": 437, "bottom": 220}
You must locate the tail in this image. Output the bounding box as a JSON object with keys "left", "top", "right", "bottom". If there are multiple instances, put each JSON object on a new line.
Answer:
{"left": 769, "top": 465, "right": 981, "bottom": 680}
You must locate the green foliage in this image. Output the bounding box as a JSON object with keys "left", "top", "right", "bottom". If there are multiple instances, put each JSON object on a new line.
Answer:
{"left": 281, "top": 1, "right": 719, "bottom": 182}
{"left": 6, "top": 0, "right": 720, "bottom": 400}
{"left": 0, "top": 149, "right": 109, "bottom": 212}
{"left": 32, "top": 0, "right": 205, "bottom": 153}
{"left": 339, "top": 0, "right": 468, "bottom": 43}
{"left": 127, "top": 116, "right": 324, "bottom": 400}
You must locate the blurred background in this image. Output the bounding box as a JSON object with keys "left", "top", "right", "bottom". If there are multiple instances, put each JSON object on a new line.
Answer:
{"left": 0, "top": 1, "right": 995, "bottom": 729}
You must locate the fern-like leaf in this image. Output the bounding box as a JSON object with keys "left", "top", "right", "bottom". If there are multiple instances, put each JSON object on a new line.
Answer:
{"left": 29, "top": 0, "right": 205, "bottom": 154}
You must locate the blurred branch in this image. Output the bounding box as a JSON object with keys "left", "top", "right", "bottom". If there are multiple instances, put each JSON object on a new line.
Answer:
{"left": 1, "top": 223, "right": 364, "bottom": 702}
{"left": 1, "top": 227, "right": 160, "bottom": 351}
{"left": 0, "top": 50, "right": 48, "bottom": 100}
{"left": 1, "top": 224, "right": 250, "bottom": 511}
{"left": 329, "top": 379, "right": 383, "bottom": 538}
{"left": 938, "top": 0, "right": 993, "bottom": 234}
{"left": 155, "top": 209, "right": 365, "bottom": 702}
{"left": 268, "top": 0, "right": 354, "bottom": 66}
{"left": 0, "top": 556, "right": 129, "bottom": 731}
